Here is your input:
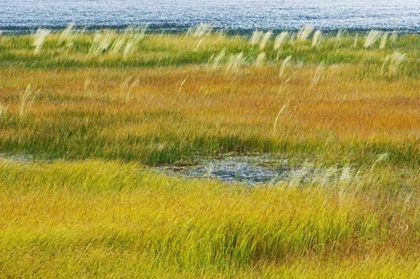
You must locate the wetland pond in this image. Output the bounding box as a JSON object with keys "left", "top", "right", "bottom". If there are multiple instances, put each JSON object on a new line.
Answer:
{"left": 156, "top": 154, "right": 355, "bottom": 186}
{"left": 1, "top": 153, "right": 355, "bottom": 186}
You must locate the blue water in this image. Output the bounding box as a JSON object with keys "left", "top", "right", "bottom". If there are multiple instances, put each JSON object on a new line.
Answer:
{"left": 1, "top": 0, "right": 420, "bottom": 33}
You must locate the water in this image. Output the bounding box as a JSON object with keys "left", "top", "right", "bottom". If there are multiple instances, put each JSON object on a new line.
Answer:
{"left": 1, "top": 0, "right": 420, "bottom": 33}
{"left": 156, "top": 155, "right": 355, "bottom": 186}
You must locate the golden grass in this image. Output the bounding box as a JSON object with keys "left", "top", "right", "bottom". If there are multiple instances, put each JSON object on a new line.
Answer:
{"left": 1, "top": 160, "right": 420, "bottom": 277}
{"left": 0, "top": 29, "right": 420, "bottom": 277}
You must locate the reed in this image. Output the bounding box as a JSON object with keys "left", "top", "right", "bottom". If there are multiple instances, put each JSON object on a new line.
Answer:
{"left": 58, "top": 22, "right": 75, "bottom": 46}
{"left": 312, "top": 30, "right": 322, "bottom": 47}
{"left": 259, "top": 31, "right": 272, "bottom": 50}
{"left": 297, "top": 24, "right": 314, "bottom": 41}
{"left": 250, "top": 30, "right": 263, "bottom": 45}
{"left": 255, "top": 52, "right": 266, "bottom": 66}
{"left": 33, "top": 28, "right": 50, "bottom": 54}
{"left": 273, "top": 31, "right": 288, "bottom": 50}
{"left": 364, "top": 30, "right": 382, "bottom": 48}
{"left": 187, "top": 23, "right": 213, "bottom": 37}
{"left": 279, "top": 55, "right": 292, "bottom": 78}
{"left": 19, "top": 84, "right": 34, "bottom": 117}
{"left": 381, "top": 51, "right": 406, "bottom": 77}
{"left": 379, "top": 32, "right": 389, "bottom": 49}
{"left": 226, "top": 52, "right": 245, "bottom": 71}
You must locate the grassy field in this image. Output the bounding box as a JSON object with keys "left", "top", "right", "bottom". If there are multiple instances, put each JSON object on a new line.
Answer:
{"left": 0, "top": 25, "right": 420, "bottom": 278}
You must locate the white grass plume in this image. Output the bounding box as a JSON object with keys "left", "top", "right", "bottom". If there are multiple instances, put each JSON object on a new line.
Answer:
{"left": 226, "top": 52, "right": 245, "bottom": 72}
{"left": 90, "top": 31, "right": 114, "bottom": 55}
{"left": 297, "top": 25, "right": 314, "bottom": 41}
{"left": 20, "top": 84, "right": 39, "bottom": 116}
{"left": 33, "top": 28, "right": 51, "bottom": 54}
{"left": 259, "top": 31, "right": 272, "bottom": 50}
{"left": 353, "top": 34, "right": 358, "bottom": 48}
{"left": 312, "top": 30, "right": 322, "bottom": 47}
{"left": 58, "top": 22, "right": 75, "bottom": 46}
{"left": 110, "top": 37, "right": 126, "bottom": 54}
{"left": 194, "top": 38, "right": 204, "bottom": 51}
{"left": 125, "top": 78, "right": 139, "bottom": 103}
{"left": 279, "top": 55, "right": 292, "bottom": 78}
{"left": 390, "top": 31, "right": 398, "bottom": 43}
{"left": 0, "top": 102, "right": 6, "bottom": 118}
{"left": 364, "top": 30, "right": 382, "bottom": 48}
{"left": 250, "top": 31, "right": 263, "bottom": 45}
{"left": 273, "top": 102, "right": 289, "bottom": 133}
{"left": 273, "top": 31, "right": 288, "bottom": 50}
{"left": 381, "top": 51, "right": 406, "bottom": 77}
{"left": 334, "top": 30, "right": 345, "bottom": 49}
{"left": 123, "top": 42, "right": 134, "bottom": 58}
{"left": 255, "top": 52, "right": 266, "bottom": 67}
{"left": 209, "top": 49, "right": 225, "bottom": 71}
{"left": 312, "top": 62, "right": 325, "bottom": 84}
{"left": 187, "top": 24, "right": 212, "bottom": 37}
{"left": 379, "top": 32, "right": 389, "bottom": 49}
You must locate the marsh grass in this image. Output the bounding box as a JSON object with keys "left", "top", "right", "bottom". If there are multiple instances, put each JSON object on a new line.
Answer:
{"left": 0, "top": 26, "right": 420, "bottom": 277}
{"left": 1, "top": 160, "right": 420, "bottom": 277}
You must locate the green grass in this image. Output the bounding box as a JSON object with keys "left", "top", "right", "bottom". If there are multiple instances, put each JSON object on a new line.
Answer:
{"left": 0, "top": 27, "right": 420, "bottom": 277}
{"left": 1, "top": 160, "right": 420, "bottom": 278}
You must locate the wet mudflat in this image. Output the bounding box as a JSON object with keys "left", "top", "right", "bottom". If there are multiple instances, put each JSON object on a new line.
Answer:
{"left": 156, "top": 154, "right": 355, "bottom": 186}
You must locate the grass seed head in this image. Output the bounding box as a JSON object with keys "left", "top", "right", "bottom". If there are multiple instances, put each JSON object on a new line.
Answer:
{"left": 274, "top": 31, "right": 288, "bottom": 50}
{"left": 297, "top": 25, "right": 315, "bottom": 41}
{"left": 364, "top": 30, "right": 382, "bottom": 48}
{"left": 250, "top": 30, "right": 264, "bottom": 45}
{"left": 259, "top": 31, "right": 273, "bottom": 50}
{"left": 33, "top": 28, "right": 51, "bottom": 54}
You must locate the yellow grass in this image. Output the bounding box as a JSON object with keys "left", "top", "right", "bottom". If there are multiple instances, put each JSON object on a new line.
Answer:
{"left": 0, "top": 29, "right": 420, "bottom": 277}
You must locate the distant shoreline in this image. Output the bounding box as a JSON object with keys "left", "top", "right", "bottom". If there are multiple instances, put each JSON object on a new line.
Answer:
{"left": 2, "top": 24, "right": 420, "bottom": 35}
